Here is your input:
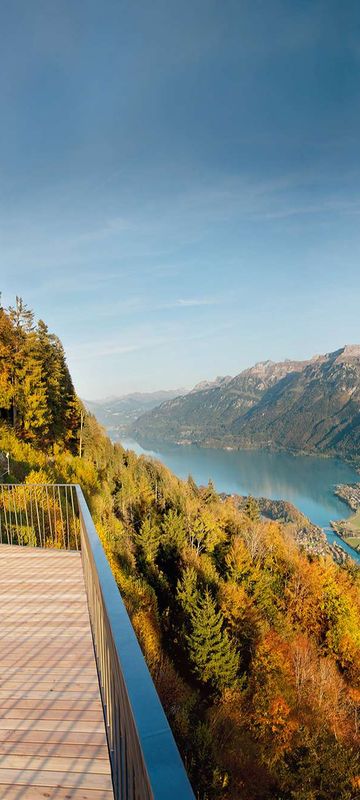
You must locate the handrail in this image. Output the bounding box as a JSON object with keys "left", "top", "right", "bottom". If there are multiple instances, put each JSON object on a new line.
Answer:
{"left": 0, "top": 483, "right": 195, "bottom": 800}
{"left": 0, "top": 483, "right": 79, "bottom": 548}
{"left": 76, "top": 486, "right": 195, "bottom": 800}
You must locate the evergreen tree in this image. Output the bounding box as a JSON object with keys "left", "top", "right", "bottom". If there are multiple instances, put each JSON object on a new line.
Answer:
{"left": 8, "top": 297, "right": 34, "bottom": 430}
{"left": 20, "top": 332, "right": 49, "bottom": 441}
{"left": 186, "top": 589, "right": 239, "bottom": 690}
{"left": 187, "top": 474, "right": 199, "bottom": 496}
{"left": 52, "top": 335, "right": 80, "bottom": 449}
{"left": 243, "top": 495, "right": 260, "bottom": 521}
{"left": 203, "top": 479, "right": 217, "bottom": 504}
{"left": 35, "top": 321, "right": 63, "bottom": 442}
{"left": 0, "top": 306, "right": 15, "bottom": 416}
{"left": 176, "top": 566, "right": 199, "bottom": 616}
{"left": 134, "top": 517, "right": 161, "bottom": 563}
{"left": 0, "top": 298, "right": 80, "bottom": 450}
{"left": 161, "top": 509, "right": 186, "bottom": 549}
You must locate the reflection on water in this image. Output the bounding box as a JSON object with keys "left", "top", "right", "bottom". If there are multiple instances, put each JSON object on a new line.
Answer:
{"left": 117, "top": 438, "right": 360, "bottom": 563}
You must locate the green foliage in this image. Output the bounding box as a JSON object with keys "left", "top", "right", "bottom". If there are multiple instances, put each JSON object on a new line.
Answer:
{"left": 134, "top": 517, "right": 161, "bottom": 563}
{"left": 177, "top": 567, "right": 199, "bottom": 616}
{"left": 2, "top": 298, "right": 360, "bottom": 799}
{"left": 186, "top": 589, "right": 239, "bottom": 691}
{"left": 161, "top": 509, "right": 187, "bottom": 549}
{"left": 243, "top": 495, "right": 260, "bottom": 522}
{"left": 0, "top": 298, "right": 80, "bottom": 449}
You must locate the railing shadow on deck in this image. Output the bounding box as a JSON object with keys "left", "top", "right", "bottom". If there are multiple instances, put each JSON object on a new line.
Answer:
{"left": 0, "top": 484, "right": 195, "bottom": 800}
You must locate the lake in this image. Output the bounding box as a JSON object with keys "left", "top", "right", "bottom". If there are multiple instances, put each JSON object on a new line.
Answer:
{"left": 118, "top": 437, "right": 360, "bottom": 563}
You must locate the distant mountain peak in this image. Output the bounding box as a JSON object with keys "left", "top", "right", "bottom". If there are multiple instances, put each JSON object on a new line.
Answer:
{"left": 336, "top": 344, "right": 360, "bottom": 359}
{"left": 131, "top": 346, "right": 360, "bottom": 463}
{"left": 191, "top": 375, "right": 232, "bottom": 393}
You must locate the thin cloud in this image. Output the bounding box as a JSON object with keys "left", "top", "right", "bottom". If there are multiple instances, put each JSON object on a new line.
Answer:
{"left": 67, "top": 322, "right": 233, "bottom": 362}
{"left": 157, "top": 297, "right": 219, "bottom": 310}
{"left": 176, "top": 298, "right": 217, "bottom": 307}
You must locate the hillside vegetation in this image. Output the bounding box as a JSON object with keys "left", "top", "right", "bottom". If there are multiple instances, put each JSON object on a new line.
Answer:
{"left": 132, "top": 348, "right": 360, "bottom": 464}
{"left": 1, "top": 300, "right": 360, "bottom": 799}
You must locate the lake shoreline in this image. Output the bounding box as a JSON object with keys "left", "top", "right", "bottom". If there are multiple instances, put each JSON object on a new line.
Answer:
{"left": 331, "top": 482, "right": 360, "bottom": 552}
{"left": 115, "top": 435, "right": 360, "bottom": 565}
{"left": 169, "top": 438, "right": 360, "bottom": 472}
{"left": 221, "top": 492, "right": 349, "bottom": 564}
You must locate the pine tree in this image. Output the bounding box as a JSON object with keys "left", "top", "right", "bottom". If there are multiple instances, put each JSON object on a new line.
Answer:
{"left": 161, "top": 509, "right": 186, "bottom": 549}
{"left": 176, "top": 566, "right": 199, "bottom": 615}
{"left": 8, "top": 297, "right": 34, "bottom": 430}
{"left": 134, "top": 517, "right": 160, "bottom": 563}
{"left": 51, "top": 335, "right": 80, "bottom": 449}
{"left": 203, "top": 479, "right": 217, "bottom": 504}
{"left": 243, "top": 495, "right": 260, "bottom": 521}
{"left": 187, "top": 474, "right": 199, "bottom": 496}
{"left": 186, "top": 589, "right": 239, "bottom": 690}
{"left": 0, "top": 306, "right": 15, "bottom": 417}
{"left": 35, "top": 320, "right": 63, "bottom": 442}
{"left": 20, "top": 332, "right": 49, "bottom": 441}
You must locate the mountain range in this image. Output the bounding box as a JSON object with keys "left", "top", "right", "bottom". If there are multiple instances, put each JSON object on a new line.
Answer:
{"left": 131, "top": 346, "right": 360, "bottom": 463}
{"left": 84, "top": 389, "right": 188, "bottom": 434}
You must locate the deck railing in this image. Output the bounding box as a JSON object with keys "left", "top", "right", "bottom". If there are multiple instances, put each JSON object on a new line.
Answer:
{"left": 0, "top": 483, "right": 79, "bottom": 548}
{"left": 0, "top": 483, "right": 195, "bottom": 800}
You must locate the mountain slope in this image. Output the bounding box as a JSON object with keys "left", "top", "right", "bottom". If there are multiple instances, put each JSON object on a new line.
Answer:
{"left": 132, "top": 347, "right": 360, "bottom": 462}
{"left": 85, "top": 388, "right": 188, "bottom": 434}
{"left": 232, "top": 346, "right": 360, "bottom": 459}
{"left": 132, "top": 358, "right": 311, "bottom": 443}
{"left": 2, "top": 300, "right": 360, "bottom": 799}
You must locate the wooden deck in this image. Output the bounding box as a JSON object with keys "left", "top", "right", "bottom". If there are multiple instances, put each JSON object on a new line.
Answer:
{"left": 0, "top": 544, "right": 114, "bottom": 800}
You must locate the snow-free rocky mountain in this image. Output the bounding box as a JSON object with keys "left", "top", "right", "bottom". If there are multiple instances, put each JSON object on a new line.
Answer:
{"left": 131, "top": 346, "right": 360, "bottom": 463}
{"left": 84, "top": 389, "right": 188, "bottom": 435}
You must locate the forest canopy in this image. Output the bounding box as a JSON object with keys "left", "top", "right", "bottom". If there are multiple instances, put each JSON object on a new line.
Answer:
{"left": 0, "top": 296, "right": 80, "bottom": 448}
{"left": 1, "top": 298, "right": 360, "bottom": 800}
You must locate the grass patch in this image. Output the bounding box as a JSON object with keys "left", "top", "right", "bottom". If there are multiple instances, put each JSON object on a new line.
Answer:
{"left": 344, "top": 536, "right": 360, "bottom": 551}
{"left": 349, "top": 509, "right": 360, "bottom": 531}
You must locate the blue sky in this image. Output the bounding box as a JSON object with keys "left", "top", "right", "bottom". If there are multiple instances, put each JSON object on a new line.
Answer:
{"left": 1, "top": 1, "right": 360, "bottom": 399}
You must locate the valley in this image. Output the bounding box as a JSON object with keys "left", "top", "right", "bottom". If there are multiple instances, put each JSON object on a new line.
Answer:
{"left": 131, "top": 346, "right": 360, "bottom": 465}
{"left": 117, "top": 436, "right": 360, "bottom": 563}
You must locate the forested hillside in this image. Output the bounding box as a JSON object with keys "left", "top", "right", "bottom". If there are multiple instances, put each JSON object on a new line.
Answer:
{"left": 132, "top": 358, "right": 307, "bottom": 444}
{"left": 1, "top": 300, "right": 360, "bottom": 799}
{"left": 132, "top": 348, "right": 360, "bottom": 464}
{"left": 0, "top": 296, "right": 80, "bottom": 448}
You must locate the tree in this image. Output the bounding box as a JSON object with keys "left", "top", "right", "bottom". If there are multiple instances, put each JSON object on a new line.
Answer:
{"left": 243, "top": 495, "right": 260, "bottom": 522}
{"left": 8, "top": 297, "right": 34, "bottom": 429}
{"left": 177, "top": 567, "right": 199, "bottom": 616}
{"left": 203, "top": 479, "right": 217, "bottom": 504}
{"left": 134, "top": 517, "right": 160, "bottom": 563}
{"left": 186, "top": 589, "right": 239, "bottom": 690}
{"left": 35, "top": 321, "right": 64, "bottom": 442}
{"left": 19, "top": 332, "right": 49, "bottom": 441}
{"left": 161, "top": 509, "right": 186, "bottom": 549}
{"left": 0, "top": 306, "right": 15, "bottom": 416}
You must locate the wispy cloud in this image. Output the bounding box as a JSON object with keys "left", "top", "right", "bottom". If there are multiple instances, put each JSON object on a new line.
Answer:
{"left": 67, "top": 322, "right": 233, "bottom": 363}
{"left": 175, "top": 298, "right": 217, "bottom": 307}
{"left": 67, "top": 341, "right": 145, "bottom": 361}
{"left": 154, "top": 297, "right": 219, "bottom": 311}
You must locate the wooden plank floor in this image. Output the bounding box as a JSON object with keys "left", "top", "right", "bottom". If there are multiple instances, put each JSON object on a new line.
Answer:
{"left": 0, "top": 544, "right": 114, "bottom": 800}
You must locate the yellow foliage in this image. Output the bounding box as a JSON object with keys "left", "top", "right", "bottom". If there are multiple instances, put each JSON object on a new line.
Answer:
{"left": 132, "top": 609, "right": 162, "bottom": 669}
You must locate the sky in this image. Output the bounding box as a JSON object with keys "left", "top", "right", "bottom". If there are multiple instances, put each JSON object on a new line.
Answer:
{"left": 1, "top": 0, "right": 360, "bottom": 399}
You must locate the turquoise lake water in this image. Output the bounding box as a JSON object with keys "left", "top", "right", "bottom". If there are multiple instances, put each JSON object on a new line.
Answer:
{"left": 118, "top": 437, "right": 360, "bottom": 563}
